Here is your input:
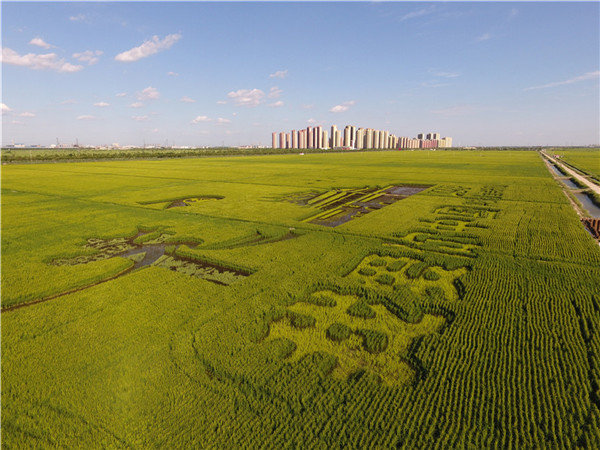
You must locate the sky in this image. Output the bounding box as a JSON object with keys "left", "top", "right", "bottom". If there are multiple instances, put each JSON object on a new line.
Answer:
{"left": 1, "top": 1, "right": 599, "bottom": 147}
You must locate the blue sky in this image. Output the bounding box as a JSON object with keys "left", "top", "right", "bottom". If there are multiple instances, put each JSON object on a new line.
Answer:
{"left": 2, "top": 1, "right": 599, "bottom": 147}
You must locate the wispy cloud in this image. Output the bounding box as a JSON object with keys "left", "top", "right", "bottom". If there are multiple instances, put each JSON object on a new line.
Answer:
{"left": 73, "top": 50, "right": 103, "bottom": 65}
{"left": 430, "top": 70, "right": 460, "bottom": 78}
{"left": 268, "top": 86, "right": 283, "bottom": 99}
{"left": 180, "top": 96, "right": 196, "bottom": 103}
{"left": 269, "top": 69, "right": 288, "bottom": 79}
{"left": 307, "top": 118, "right": 317, "bottom": 124}
{"left": 524, "top": 71, "right": 600, "bottom": 91}
{"left": 269, "top": 100, "right": 284, "bottom": 107}
{"left": 29, "top": 37, "right": 53, "bottom": 49}
{"left": 302, "top": 104, "right": 314, "bottom": 110}
{"left": 400, "top": 6, "right": 436, "bottom": 22}
{"left": 167, "top": 71, "right": 179, "bottom": 76}
{"left": 1, "top": 47, "right": 83, "bottom": 73}
{"left": 216, "top": 100, "right": 227, "bottom": 105}
{"left": 115, "top": 92, "right": 127, "bottom": 98}
{"left": 421, "top": 81, "right": 450, "bottom": 88}
{"left": 115, "top": 34, "right": 182, "bottom": 62}
{"left": 61, "top": 99, "right": 77, "bottom": 104}
{"left": 227, "top": 88, "right": 265, "bottom": 107}
{"left": 191, "top": 115, "right": 211, "bottom": 123}
{"left": 77, "top": 115, "right": 95, "bottom": 120}
{"left": 1, "top": 103, "right": 12, "bottom": 114}
{"left": 476, "top": 33, "right": 492, "bottom": 42}
{"left": 136, "top": 86, "right": 159, "bottom": 101}
{"left": 129, "top": 102, "right": 144, "bottom": 108}
{"left": 69, "top": 14, "right": 87, "bottom": 22}
{"left": 329, "top": 100, "right": 355, "bottom": 113}
{"left": 19, "top": 112, "right": 36, "bottom": 117}
{"left": 132, "top": 115, "right": 149, "bottom": 121}
{"left": 94, "top": 102, "right": 110, "bottom": 107}
{"left": 216, "top": 117, "right": 231, "bottom": 124}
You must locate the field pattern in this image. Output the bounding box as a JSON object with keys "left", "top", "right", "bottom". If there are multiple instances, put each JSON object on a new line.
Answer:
{"left": 2, "top": 150, "right": 600, "bottom": 448}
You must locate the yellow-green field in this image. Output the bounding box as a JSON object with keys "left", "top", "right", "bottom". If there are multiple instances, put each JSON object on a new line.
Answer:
{"left": 2, "top": 150, "right": 600, "bottom": 447}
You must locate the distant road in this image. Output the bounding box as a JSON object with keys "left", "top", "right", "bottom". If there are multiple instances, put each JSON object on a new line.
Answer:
{"left": 541, "top": 151, "right": 600, "bottom": 195}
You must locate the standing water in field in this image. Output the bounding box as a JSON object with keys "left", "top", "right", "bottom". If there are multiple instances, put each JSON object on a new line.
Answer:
{"left": 51, "top": 230, "right": 251, "bottom": 285}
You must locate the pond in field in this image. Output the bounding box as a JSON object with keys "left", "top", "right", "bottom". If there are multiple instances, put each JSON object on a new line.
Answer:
{"left": 299, "top": 184, "right": 431, "bottom": 227}
{"left": 52, "top": 231, "right": 251, "bottom": 285}
{"left": 561, "top": 178, "right": 579, "bottom": 190}
{"left": 548, "top": 164, "right": 566, "bottom": 177}
{"left": 573, "top": 193, "right": 600, "bottom": 219}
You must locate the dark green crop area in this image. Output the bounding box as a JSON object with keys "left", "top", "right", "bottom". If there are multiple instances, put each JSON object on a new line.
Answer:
{"left": 2, "top": 150, "right": 600, "bottom": 447}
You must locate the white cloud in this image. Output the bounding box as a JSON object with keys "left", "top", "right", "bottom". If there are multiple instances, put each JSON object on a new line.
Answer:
{"left": 477, "top": 33, "right": 492, "bottom": 42}
{"left": 69, "top": 14, "right": 86, "bottom": 22}
{"left": 268, "top": 86, "right": 283, "bottom": 99}
{"left": 61, "top": 99, "right": 77, "bottom": 104}
{"left": 421, "top": 81, "right": 450, "bottom": 88}
{"left": 216, "top": 100, "right": 227, "bottom": 105}
{"left": 94, "top": 102, "right": 110, "bottom": 107}
{"left": 216, "top": 117, "right": 231, "bottom": 124}
{"left": 227, "top": 88, "right": 265, "bottom": 107}
{"left": 307, "top": 118, "right": 317, "bottom": 124}
{"left": 524, "top": 71, "right": 600, "bottom": 91}
{"left": 431, "top": 70, "right": 460, "bottom": 78}
{"left": 72, "top": 50, "right": 103, "bottom": 65}
{"left": 136, "top": 86, "right": 159, "bottom": 101}
{"left": 269, "top": 100, "right": 284, "bottom": 107}
{"left": 191, "top": 115, "right": 211, "bottom": 124}
{"left": 400, "top": 6, "right": 436, "bottom": 22}
{"left": 77, "top": 115, "right": 95, "bottom": 120}
{"left": 180, "top": 96, "right": 196, "bottom": 103}
{"left": 130, "top": 102, "right": 144, "bottom": 108}
{"left": 269, "top": 69, "right": 288, "bottom": 79}
{"left": 167, "top": 71, "right": 179, "bottom": 76}
{"left": 132, "top": 115, "right": 149, "bottom": 121}
{"left": 116, "top": 92, "right": 127, "bottom": 97}
{"left": 115, "top": 34, "right": 182, "bottom": 62}
{"left": 1, "top": 103, "right": 12, "bottom": 114}
{"left": 329, "top": 100, "right": 355, "bottom": 113}
{"left": 11, "top": 120, "right": 24, "bottom": 125}
{"left": 19, "top": 112, "right": 35, "bottom": 117}
{"left": 1, "top": 47, "right": 83, "bottom": 73}
{"left": 29, "top": 37, "right": 53, "bottom": 49}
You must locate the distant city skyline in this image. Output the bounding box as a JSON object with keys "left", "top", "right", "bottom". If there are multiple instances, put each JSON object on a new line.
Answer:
{"left": 2, "top": 2, "right": 599, "bottom": 147}
{"left": 271, "top": 125, "right": 451, "bottom": 150}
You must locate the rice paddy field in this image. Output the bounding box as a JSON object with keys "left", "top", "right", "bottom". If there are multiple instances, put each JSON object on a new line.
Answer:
{"left": 2, "top": 149, "right": 600, "bottom": 447}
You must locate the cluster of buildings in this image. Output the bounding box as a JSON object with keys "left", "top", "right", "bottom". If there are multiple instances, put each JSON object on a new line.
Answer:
{"left": 271, "top": 126, "right": 452, "bottom": 150}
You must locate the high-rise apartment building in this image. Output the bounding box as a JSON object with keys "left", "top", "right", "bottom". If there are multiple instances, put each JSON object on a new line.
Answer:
{"left": 272, "top": 133, "right": 277, "bottom": 149}
{"left": 322, "top": 130, "right": 328, "bottom": 149}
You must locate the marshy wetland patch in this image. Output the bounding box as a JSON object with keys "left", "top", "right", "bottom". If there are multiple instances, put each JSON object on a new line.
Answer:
{"left": 138, "top": 195, "right": 224, "bottom": 209}
{"left": 51, "top": 229, "right": 250, "bottom": 286}
{"left": 285, "top": 184, "right": 431, "bottom": 227}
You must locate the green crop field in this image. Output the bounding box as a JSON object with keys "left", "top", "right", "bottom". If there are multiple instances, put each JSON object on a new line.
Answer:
{"left": 2, "top": 150, "right": 600, "bottom": 447}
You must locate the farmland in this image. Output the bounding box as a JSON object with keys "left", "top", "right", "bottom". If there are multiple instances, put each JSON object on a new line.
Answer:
{"left": 2, "top": 149, "right": 600, "bottom": 447}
